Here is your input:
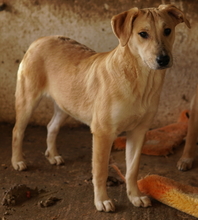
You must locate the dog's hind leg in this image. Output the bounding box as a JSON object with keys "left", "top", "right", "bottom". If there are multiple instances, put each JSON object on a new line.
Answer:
{"left": 45, "top": 103, "right": 67, "bottom": 165}
{"left": 12, "top": 75, "right": 42, "bottom": 171}
{"left": 177, "top": 85, "right": 198, "bottom": 171}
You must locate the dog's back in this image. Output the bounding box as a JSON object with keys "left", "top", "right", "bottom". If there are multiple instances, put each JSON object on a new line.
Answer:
{"left": 17, "top": 36, "right": 101, "bottom": 124}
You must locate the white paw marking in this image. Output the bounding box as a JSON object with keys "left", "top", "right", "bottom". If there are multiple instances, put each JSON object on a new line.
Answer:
{"left": 130, "top": 195, "right": 151, "bottom": 207}
{"left": 54, "top": 156, "right": 65, "bottom": 165}
{"left": 12, "top": 160, "right": 27, "bottom": 171}
{"left": 177, "top": 158, "right": 194, "bottom": 171}
{"left": 45, "top": 151, "right": 64, "bottom": 165}
{"left": 95, "top": 199, "right": 115, "bottom": 212}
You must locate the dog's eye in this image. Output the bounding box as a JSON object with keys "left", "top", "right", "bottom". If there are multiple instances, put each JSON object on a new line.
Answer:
{"left": 138, "top": 32, "right": 149, "bottom": 39}
{"left": 164, "top": 28, "right": 171, "bottom": 36}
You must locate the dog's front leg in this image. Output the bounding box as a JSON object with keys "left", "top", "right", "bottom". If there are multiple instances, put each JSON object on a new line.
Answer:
{"left": 125, "top": 128, "right": 151, "bottom": 207}
{"left": 92, "top": 133, "right": 115, "bottom": 212}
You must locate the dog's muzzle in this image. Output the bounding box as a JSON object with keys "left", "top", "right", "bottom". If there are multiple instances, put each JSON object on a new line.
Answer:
{"left": 156, "top": 55, "right": 170, "bottom": 68}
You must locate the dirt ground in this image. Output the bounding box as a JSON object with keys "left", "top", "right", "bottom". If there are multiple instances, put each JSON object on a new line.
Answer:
{"left": 0, "top": 123, "right": 198, "bottom": 220}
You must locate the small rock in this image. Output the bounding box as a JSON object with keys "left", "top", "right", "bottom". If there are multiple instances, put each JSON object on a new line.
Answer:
{"left": 104, "top": 3, "right": 109, "bottom": 10}
{"left": 107, "top": 176, "right": 124, "bottom": 187}
{"left": 3, "top": 211, "right": 9, "bottom": 215}
{"left": 39, "top": 197, "right": 61, "bottom": 208}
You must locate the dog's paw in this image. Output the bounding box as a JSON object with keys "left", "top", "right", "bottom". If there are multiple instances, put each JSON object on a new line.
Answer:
{"left": 95, "top": 199, "right": 115, "bottom": 212}
{"left": 177, "top": 158, "right": 194, "bottom": 171}
{"left": 53, "top": 156, "right": 65, "bottom": 165}
{"left": 45, "top": 150, "right": 65, "bottom": 165}
{"left": 128, "top": 195, "right": 151, "bottom": 207}
{"left": 12, "top": 160, "right": 27, "bottom": 171}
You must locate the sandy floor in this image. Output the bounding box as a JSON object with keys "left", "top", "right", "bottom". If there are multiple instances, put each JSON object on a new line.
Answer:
{"left": 0, "top": 123, "right": 198, "bottom": 220}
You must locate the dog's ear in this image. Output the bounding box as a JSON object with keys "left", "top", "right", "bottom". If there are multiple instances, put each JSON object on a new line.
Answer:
{"left": 158, "top": 4, "right": 191, "bottom": 28}
{"left": 111, "top": 8, "right": 139, "bottom": 47}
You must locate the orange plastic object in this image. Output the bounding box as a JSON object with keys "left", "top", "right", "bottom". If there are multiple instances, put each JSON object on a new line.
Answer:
{"left": 138, "top": 174, "right": 198, "bottom": 218}
{"left": 113, "top": 110, "right": 189, "bottom": 156}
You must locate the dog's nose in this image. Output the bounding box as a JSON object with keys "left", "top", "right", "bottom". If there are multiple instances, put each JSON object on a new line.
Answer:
{"left": 156, "top": 55, "right": 170, "bottom": 67}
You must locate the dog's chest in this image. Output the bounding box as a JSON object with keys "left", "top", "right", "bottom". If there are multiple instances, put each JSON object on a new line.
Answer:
{"left": 112, "top": 101, "right": 148, "bottom": 127}
{"left": 111, "top": 86, "right": 161, "bottom": 132}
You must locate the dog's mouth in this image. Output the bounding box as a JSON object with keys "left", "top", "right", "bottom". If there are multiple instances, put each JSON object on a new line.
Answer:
{"left": 156, "top": 64, "right": 172, "bottom": 70}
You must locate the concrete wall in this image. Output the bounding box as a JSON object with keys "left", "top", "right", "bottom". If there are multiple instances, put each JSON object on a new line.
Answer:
{"left": 0, "top": 0, "right": 198, "bottom": 128}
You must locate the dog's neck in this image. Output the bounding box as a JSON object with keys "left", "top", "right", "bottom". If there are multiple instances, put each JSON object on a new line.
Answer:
{"left": 109, "top": 44, "right": 166, "bottom": 81}
{"left": 102, "top": 44, "right": 167, "bottom": 103}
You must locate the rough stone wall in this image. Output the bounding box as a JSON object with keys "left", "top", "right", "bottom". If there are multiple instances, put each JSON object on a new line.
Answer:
{"left": 0, "top": 0, "right": 197, "bottom": 128}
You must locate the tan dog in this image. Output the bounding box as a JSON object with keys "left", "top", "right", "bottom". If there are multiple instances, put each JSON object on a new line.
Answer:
{"left": 12, "top": 5, "right": 190, "bottom": 212}
{"left": 177, "top": 86, "right": 198, "bottom": 171}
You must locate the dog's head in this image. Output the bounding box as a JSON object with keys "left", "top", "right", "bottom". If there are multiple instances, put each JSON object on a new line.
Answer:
{"left": 111, "top": 4, "right": 191, "bottom": 70}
